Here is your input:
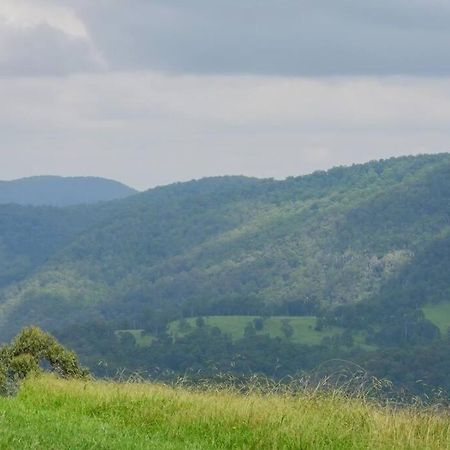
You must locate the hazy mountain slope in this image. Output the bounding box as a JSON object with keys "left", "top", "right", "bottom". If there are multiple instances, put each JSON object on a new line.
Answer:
{"left": 0, "top": 198, "right": 137, "bottom": 291}
{"left": 0, "top": 154, "right": 449, "bottom": 338}
{"left": 0, "top": 176, "right": 137, "bottom": 206}
{"left": 0, "top": 204, "right": 93, "bottom": 289}
{"left": 0, "top": 176, "right": 266, "bottom": 334}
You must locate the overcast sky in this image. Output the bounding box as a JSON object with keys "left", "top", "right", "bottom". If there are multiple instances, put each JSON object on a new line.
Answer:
{"left": 0, "top": 0, "right": 449, "bottom": 190}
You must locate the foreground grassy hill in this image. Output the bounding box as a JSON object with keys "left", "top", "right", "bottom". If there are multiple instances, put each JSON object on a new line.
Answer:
{"left": 1, "top": 375, "right": 448, "bottom": 449}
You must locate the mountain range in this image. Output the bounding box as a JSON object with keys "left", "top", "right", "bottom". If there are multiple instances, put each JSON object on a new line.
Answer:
{"left": 0, "top": 176, "right": 137, "bottom": 207}
{"left": 0, "top": 153, "right": 448, "bottom": 341}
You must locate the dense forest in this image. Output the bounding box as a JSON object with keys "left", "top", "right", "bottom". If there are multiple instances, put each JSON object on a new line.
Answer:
{"left": 0, "top": 153, "right": 449, "bottom": 394}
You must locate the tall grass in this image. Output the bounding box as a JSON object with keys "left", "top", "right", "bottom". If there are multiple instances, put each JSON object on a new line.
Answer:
{"left": 0, "top": 374, "right": 449, "bottom": 449}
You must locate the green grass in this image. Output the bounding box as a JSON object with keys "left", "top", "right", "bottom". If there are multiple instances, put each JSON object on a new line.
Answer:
{"left": 116, "top": 316, "right": 375, "bottom": 351}
{"left": 169, "top": 316, "right": 337, "bottom": 344}
{"left": 115, "top": 330, "right": 154, "bottom": 347}
{"left": 0, "top": 374, "right": 448, "bottom": 449}
{"left": 168, "top": 315, "right": 372, "bottom": 348}
{"left": 423, "top": 303, "right": 450, "bottom": 335}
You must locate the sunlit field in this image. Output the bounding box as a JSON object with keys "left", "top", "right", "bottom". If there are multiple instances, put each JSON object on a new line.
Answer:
{"left": 0, "top": 375, "right": 449, "bottom": 449}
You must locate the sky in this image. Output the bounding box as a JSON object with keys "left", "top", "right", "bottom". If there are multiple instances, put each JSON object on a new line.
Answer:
{"left": 0, "top": 0, "right": 449, "bottom": 190}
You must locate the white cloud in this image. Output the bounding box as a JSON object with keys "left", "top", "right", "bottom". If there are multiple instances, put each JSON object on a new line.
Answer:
{"left": 0, "top": 0, "right": 105, "bottom": 76}
{"left": 0, "top": 0, "right": 88, "bottom": 38}
{"left": 0, "top": 73, "right": 448, "bottom": 189}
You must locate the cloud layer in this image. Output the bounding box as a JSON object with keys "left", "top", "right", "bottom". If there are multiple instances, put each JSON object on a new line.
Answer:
{"left": 79, "top": 0, "right": 450, "bottom": 76}
{"left": 1, "top": 73, "right": 449, "bottom": 189}
{"left": 0, "top": 1, "right": 448, "bottom": 188}
{"left": 2, "top": 0, "right": 450, "bottom": 77}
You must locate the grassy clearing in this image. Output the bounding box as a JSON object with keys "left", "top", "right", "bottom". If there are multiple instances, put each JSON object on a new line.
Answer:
{"left": 117, "top": 316, "right": 373, "bottom": 348}
{"left": 0, "top": 375, "right": 448, "bottom": 449}
{"left": 423, "top": 303, "right": 450, "bottom": 335}
{"left": 169, "top": 316, "right": 337, "bottom": 344}
{"left": 116, "top": 329, "right": 154, "bottom": 347}
{"left": 169, "top": 315, "right": 371, "bottom": 347}
{"left": 117, "top": 316, "right": 374, "bottom": 350}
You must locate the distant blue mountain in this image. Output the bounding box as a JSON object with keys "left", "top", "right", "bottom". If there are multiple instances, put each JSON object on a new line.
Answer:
{"left": 0, "top": 176, "right": 138, "bottom": 206}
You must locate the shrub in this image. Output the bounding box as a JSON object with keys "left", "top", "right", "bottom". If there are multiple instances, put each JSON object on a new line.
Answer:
{"left": 0, "top": 326, "right": 89, "bottom": 395}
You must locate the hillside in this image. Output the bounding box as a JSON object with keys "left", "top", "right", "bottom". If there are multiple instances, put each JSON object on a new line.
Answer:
{"left": 0, "top": 154, "right": 448, "bottom": 334}
{"left": 0, "top": 154, "right": 449, "bottom": 389}
{"left": 0, "top": 176, "right": 137, "bottom": 206}
{"left": 1, "top": 375, "right": 448, "bottom": 449}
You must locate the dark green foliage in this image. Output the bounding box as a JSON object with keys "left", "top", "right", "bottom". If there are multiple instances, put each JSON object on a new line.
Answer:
{"left": 196, "top": 317, "right": 205, "bottom": 328}
{"left": 53, "top": 317, "right": 450, "bottom": 395}
{"left": 178, "top": 318, "right": 192, "bottom": 333}
{"left": 281, "top": 319, "right": 294, "bottom": 339}
{"left": 0, "top": 326, "right": 88, "bottom": 394}
{"left": 253, "top": 317, "right": 264, "bottom": 331}
{"left": 244, "top": 322, "right": 256, "bottom": 338}
{"left": 359, "top": 342, "right": 450, "bottom": 394}
{"left": 0, "top": 202, "right": 118, "bottom": 290}
{"left": 322, "top": 234, "right": 450, "bottom": 344}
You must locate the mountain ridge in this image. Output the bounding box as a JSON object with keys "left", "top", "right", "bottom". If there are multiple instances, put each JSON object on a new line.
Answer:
{"left": 0, "top": 175, "right": 138, "bottom": 207}
{"left": 0, "top": 153, "right": 448, "bottom": 340}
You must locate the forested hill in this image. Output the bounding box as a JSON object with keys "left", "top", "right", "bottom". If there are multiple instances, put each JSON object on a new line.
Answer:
{"left": 0, "top": 176, "right": 137, "bottom": 206}
{"left": 0, "top": 153, "right": 449, "bottom": 340}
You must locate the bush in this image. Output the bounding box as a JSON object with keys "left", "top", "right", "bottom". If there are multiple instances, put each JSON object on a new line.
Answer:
{"left": 253, "top": 317, "right": 264, "bottom": 331}
{"left": 0, "top": 326, "right": 89, "bottom": 395}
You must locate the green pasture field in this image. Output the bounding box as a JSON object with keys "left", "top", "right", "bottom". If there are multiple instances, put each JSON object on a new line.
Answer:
{"left": 423, "top": 302, "right": 450, "bottom": 335}
{"left": 169, "top": 315, "right": 370, "bottom": 347}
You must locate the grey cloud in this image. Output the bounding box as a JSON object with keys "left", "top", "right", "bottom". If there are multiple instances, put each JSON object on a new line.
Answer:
{"left": 72, "top": 0, "right": 450, "bottom": 76}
